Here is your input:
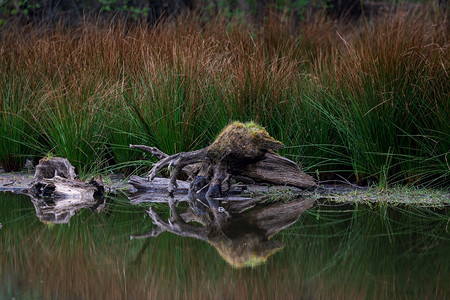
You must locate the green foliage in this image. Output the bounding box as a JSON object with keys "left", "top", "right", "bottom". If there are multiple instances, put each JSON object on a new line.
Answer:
{"left": 0, "top": 0, "right": 39, "bottom": 25}
{"left": 276, "top": 0, "right": 311, "bottom": 17}
{"left": 99, "top": 0, "right": 150, "bottom": 20}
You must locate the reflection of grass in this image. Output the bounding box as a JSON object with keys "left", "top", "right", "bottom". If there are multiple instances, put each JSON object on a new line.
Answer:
{"left": 1, "top": 193, "right": 449, "bottom": 299}
{"left": 290, "top": 204, "right": 450, "bottom": 298}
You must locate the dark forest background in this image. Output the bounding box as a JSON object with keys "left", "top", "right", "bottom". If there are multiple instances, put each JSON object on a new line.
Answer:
{"left": 1, "top": 0, "right": 444, "bottom": 25}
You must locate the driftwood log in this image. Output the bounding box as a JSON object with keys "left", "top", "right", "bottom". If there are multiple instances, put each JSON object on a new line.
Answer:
{"left": 130, "top": 122, "right": 316, "bottom": 213}
{"left": 29, "top": 157, "right": 104, "bottom": 199}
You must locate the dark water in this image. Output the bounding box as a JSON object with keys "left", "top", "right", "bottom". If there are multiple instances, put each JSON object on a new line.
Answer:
{"left": 0, "top": 192, "right": 448, "bottom": 299}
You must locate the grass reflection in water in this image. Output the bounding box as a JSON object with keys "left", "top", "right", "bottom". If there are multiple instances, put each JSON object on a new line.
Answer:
{"left": 0, "top": 192, "right": 448, "bottom": 299}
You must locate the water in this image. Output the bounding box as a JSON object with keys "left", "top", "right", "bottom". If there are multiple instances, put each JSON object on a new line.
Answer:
{"left": 0, "top": 192, "right": 448, "bottom": 299}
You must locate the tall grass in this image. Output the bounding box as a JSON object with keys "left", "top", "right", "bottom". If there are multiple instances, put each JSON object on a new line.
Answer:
{"left": 0, "top": 6, "right": 448, "bottom": 186}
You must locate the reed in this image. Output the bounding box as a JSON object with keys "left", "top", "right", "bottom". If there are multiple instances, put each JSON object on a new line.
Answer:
{"left": 0, "top": 5, "right": 447, "bottom": 186}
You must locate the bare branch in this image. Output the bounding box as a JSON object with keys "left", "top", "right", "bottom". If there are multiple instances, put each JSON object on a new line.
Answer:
{"left": 129, "top": 144, "right": 168, "bottom": 159}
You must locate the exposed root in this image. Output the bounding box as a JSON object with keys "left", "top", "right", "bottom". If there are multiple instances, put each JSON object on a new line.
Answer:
{"left": 147, "top": 148, "right": 207, "bottom": 195}
{"left": 129, "top": 121, "right": 317, "bottom": 214}
{"left": 129, "top": 144, "right": 168, "bottom": 159}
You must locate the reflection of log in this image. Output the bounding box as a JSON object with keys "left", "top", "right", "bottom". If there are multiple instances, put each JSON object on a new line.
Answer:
{"left": 208, "top": 197, "right": 314, "bottom": 267}
{"left": 30, "top": 194, "right": 106, "bottom": 224}
{"left": 234, "top": 198, "right": 314, "bottom": 238}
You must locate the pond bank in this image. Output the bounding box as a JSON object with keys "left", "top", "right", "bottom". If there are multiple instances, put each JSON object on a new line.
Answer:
{"left": 1, "top": 170, "right": 448, "bottom": 208}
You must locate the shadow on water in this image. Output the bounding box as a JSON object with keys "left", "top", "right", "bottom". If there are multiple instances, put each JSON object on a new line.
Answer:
{"left": 0, "top": 191, "right": 448, "bottom": 299}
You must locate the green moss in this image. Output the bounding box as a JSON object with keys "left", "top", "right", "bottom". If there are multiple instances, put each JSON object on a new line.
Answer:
{"left": 207, "top": 121, "right": 283, "bottom": 162}
{"left": 308, "top": 185, "right": 450, "bottom": 208}
{"left": 241, "top": 121, "right": 262, "bottom": 130}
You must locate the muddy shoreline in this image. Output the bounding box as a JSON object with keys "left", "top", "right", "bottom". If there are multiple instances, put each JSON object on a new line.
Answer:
{"left": 1, "top": 169, "right": 448, "bottom": 207}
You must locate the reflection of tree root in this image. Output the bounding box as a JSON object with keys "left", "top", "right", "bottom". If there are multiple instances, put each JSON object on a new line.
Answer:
{"left": 130, "top": 122, "right": 317, "bottom": 214}
{"left": 130, "top": 206, "right": 210, "bottom": 241}
{"left": 130, "top": 195, "right": 314, "bottom": 268}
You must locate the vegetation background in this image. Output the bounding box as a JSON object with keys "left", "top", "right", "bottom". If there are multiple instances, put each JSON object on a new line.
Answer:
{"left": 0, "top": 1, "right": 390, "bottom": 24}
{"left": 0, "top": 0, "right": 448, "bottom": 188}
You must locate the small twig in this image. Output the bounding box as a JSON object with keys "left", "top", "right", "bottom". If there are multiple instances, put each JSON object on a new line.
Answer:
{"left": 196, "top": 182, "right": 210, "bottom": 194}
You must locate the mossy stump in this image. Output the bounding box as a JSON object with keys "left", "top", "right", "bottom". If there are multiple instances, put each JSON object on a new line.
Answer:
{"left": 206, "top": 122, "right": 284, "bottom": 163}
{"left": 130, "top": 122, "right": 316, "bottom": 213}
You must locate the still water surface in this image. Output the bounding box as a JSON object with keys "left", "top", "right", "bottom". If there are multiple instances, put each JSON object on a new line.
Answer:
{"left": 0, "top": 192, "right": 448, "bottom": 299}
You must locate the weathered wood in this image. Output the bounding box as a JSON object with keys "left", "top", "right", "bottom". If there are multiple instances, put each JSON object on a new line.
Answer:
{"left": 129, "top": 146, "right": 316, "bottom": 190}
{"left": 30, "top": 176, "right": 103, "bottom": 199}
{"left": 128, "top": 175, "right": 190, "bottom": 192}
{"left": 128, "top": 192, "right": 253, "bottom": 205}
{"left": 129, "top": 122, "right": 316, "bottom": 213}
{"left": 34, "top": 157, "right": 77, "bottom": 181}
{"left": 29, "top": 157, "right": 104, "bottom": 199}
{"left": 147, "top": 148, "right": 208, "bottom": 195}
{"left": 128, "top": 192, "right": 189, "bottom": 205}
{"left": 236, "top": 153, "right": 317, "bottom": 188}
{"left": 127, "top": 176, "right": 252, "bottom": 205}
{"left": 129, "top": 145, "right": 201, "bottom": 178}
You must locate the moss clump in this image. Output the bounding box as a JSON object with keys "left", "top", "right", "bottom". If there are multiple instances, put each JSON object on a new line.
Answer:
{"left": 241, "top": 121, "right": 262, "bottom": 130}
{"left": 314, "top": 186, "right": 450, "bottom": 208}
{"left": 206, "top": 121, "right": 284, "bottom": 162}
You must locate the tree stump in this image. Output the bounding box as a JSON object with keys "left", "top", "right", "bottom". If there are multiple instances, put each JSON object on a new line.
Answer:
{"left": 33, "top": 157, "right": 77, "bottom": 181}
{"left": 130, "top": 122, "right": 316, "bottom": 212}
{"left": 29, "top": 157, "right": 104, "bottom": 199}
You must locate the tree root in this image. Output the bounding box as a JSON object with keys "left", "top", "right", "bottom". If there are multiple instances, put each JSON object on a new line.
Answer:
{"left": 129, "top": 121, "right": 316, "bottom": 214}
